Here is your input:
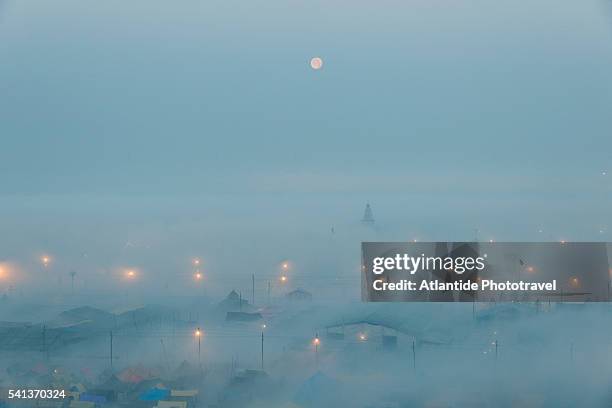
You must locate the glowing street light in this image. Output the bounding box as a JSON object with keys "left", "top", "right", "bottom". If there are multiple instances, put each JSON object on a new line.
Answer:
{"left": 193, "top": 258, "right": 203, "bottom": 282}
{"left": 195, "top": 327, "right": 202, "bottom": 367}
{"left": 124, "top": 269, "right": 137, "bottom": 280}
{"left": 570, "top": 277, "right": 579, "bottom": 288}
{"left": 41, "top": 256, "right": 51, "bottom": 268}
{"left": 313, "top": 333, "right": 320, "bottom": 367}
{"left": 358, "top": 333, "right": 367, "bottom": 341}
{"left": 279, "top": 261, "right": 290, "bottom": 283}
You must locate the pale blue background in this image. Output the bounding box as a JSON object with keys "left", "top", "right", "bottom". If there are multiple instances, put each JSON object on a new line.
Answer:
{"left": 0, "top": 0, "right": 611, "bottom": 285}
{"left": 1, "top": 0, "right": 611, "bottom": 194}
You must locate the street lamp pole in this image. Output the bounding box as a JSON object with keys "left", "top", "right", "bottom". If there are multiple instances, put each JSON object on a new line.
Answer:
{"left": 260, "top": 324, "right": 267, "bottom": 371}
{"left": 314, "top": 333, "right": 320, "bottom": 368}
{"left": 195, "top": 327, "right": 202, "bottom": 369}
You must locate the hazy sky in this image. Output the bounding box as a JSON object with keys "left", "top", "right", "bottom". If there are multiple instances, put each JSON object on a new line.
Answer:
{"left": 1, "top": 0, "right": 611, "bottom": 195}
{"left": 0, "top": 1, "right": 611, "bottom": 287}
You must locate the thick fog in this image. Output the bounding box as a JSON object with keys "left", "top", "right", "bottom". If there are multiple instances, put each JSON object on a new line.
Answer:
{"left": 1, "top": 0, "right": 612, "bottom": 406}
{"left": 2, "top": 195, "right": 612, "bottom": 407}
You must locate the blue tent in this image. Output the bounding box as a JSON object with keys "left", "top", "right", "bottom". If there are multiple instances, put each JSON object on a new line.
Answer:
{"left": 80, "top": 394, "right": 108, "bottom": 404}
{"left": 139, "top": 387, "right": 170, "bottom": 401}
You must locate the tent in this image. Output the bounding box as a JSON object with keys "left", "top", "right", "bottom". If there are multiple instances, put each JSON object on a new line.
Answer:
{"left": 69, "top": 384, "right": 87, "bottom": 393}
{"left": 216, "top": 290, "right": 252, "bottom": 312}
{"left": 139, "top": 387, "right": 170, "bottom": 401}
{"left": 119, "top": 365, "right": 160, "bottom": 384}
{"left": 170, "top": 389, "right": 198, "bottom": 398}
{"left": 80, "top": 394, "right": 107, "bottom": 404}
{"left": 155, "top": 402, "right": 187, "bottom": 408}
{"left": 286, "top": 288, "right": 313, "bottom": 302}
{"left": 98, "top": 373, "right": 131, "bottom": 393}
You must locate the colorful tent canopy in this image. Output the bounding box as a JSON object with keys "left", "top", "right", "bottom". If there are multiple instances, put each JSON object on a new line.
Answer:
{"left": 139, "top": 387, "right": 170, "bottom": 401}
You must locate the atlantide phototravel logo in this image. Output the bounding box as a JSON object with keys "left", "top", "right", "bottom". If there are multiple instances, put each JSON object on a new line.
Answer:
{"left": 361, "top": 242, "right": 612, "bottom": 302}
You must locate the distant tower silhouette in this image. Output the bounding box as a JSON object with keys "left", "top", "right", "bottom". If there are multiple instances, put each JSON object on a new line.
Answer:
{"left": 361, "top": 203, "right": 375, "bottom": 224}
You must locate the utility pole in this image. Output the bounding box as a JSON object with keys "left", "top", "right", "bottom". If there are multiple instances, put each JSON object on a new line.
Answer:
{"left": 412, "top": 340, "right": 416, "bottom": 370}
{"left": 252, "top": 274, "right": 255, "bottom": 306}
{"left": 70, "top": 271, "right": 76, "bottom": 294}
{"left": 261, "top": 330, "right": 264, "bottom": 371}
{"left": 314, "top": 332, "right": 320, "bottom": 368}
{"left": 267, "top": 281, "right": 271, "bottom": 305}
{"left": 472, "top": 299, "right": 475, "bottom": 320}
{"left": 495, "top": 339, "right": 498, "bottom": 360}
{"left": 160, "top": 338, "right": 170, "bottom": 372}
{"left": 110, "top": 331, "right": 113, "bottom": 369}
{"left": 197, "top": 327, "right": 202, "bottom": 368}
{"left": 42, "top": 325, "right": 47, "bottom": 360}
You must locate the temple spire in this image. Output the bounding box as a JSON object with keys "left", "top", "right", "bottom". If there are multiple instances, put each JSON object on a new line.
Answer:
{"left": 361, "top": 203, "right": 375, "bottom": 224}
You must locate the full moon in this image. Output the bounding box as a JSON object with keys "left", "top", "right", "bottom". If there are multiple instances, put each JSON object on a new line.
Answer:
{"left": 310, "top": 57, "right": 323, "bottom": 70}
